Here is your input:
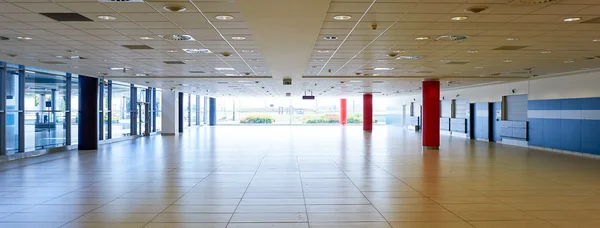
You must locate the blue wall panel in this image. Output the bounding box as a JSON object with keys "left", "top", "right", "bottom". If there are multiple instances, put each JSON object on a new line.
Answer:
{"left": 581, "top": 120, "right": 600, "bottom": 155}
{"left": 474, "top": 103, "right": 490, "bottom": 140}
{"left": 529, "top": 97, "right": 600, "bottom": 155}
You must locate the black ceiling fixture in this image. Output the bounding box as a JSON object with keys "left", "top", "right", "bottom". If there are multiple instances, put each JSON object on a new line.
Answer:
{"left": 122, "top": 45, "right": 153, "bottom": 50}
{"left": 164, "top": 61, "right": 185, "bottom": 64}
{"left": 0, "top": 36, "right": 9, "bottom": 40}
{"left": 40, "top": 13, "right": 93, "bottom": 22}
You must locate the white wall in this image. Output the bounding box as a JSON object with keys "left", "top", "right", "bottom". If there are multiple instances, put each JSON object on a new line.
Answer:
{"left": 394, "top": 70, "right": 600, "bottom": 105}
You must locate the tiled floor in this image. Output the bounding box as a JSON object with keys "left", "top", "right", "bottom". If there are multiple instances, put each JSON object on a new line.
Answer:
{"left": 1, "top": 125, "right": 600, "bottom": 228}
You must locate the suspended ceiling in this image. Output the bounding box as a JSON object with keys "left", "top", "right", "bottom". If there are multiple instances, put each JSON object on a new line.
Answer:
{"left": 0, "top": 0, "right": 600, "bottom": 97}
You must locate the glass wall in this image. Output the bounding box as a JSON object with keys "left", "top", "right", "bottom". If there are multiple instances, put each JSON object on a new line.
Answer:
{"left": 111, "top": 83, "right": 131, "bottom": 139}
{"left": 191, "top": 95, "right": 198, "bottom": 125}
{"left": 0, "top": 61, "right": 164, "bottom": 156}
{"left": 183, "top": 93, "right": 190, "bottom": 127}
{"left": 5, "top": 67, "right": 20, "bottom": 154}
{"left": 23, "top": 70, "right": 68, "bottom": 150}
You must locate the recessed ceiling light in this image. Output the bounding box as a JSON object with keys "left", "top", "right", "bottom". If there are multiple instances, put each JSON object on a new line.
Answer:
{"left": 392, "top": 50, "right": 405, "bottom": 53}
{"left": 474, "top": 66, "right": 484, "bottom": 69}
{"left": 563, "top": 17, "right": 581, "bottom": 22}
{"left": 182, "top": 49, "right": 212, "bottom": 54}
{"left": 378, "top": 59, "right": 388, "bottom": 62}
{"left": 184, "top": 59, "right": 196, "bottom": 62}
{"left": 349, "top": 80, "right": 361, "bottom": 83}
{"left": 232, "top": 36, "right": 246, "bottom": 40}
{"left": 373, "top": 74, "right": 380, "bottom": 76}
{"left": 139, "top": 36, "right": 153, "bottom": 40}
{"left": 506, "top": 37, "right": 519, "bottom": 41}
{"left": 503, "top": 60, "right": 513, "bottom": 63}
{"left": 215, "top": 15, "right": 234, "bottom": 21}
{"left": 451, "top": 16, "right": 468, "bottom": 21}
{"left": 467, "top": 50, "right": 479, "bottom": 53}
{"left": 415, "top": 37, "right": 430, "bottom": 40}
{"left": 166, "top": 50, "right": 178, "bottom": 53}
{"left": 593, "top": 39, "right": 600, "bottom": 42}
{"left": 313, "top": 59, "right": 324, "bottom": 62}
{"left": 110, "top": 67, "right": 126, "bottom": 71}
{"left": 324, "top": 36, "right": 338, "bottom": 40}
{"left": 97, "top": 15, "right": 116, "bottom": 21}
{"left": 564, "top": 60, "right": 574, "bottom": 63}
{"left": 396, "top": 56, "right": 422, "bottom": 60}
{"left": 541, "top": 51, "right": 552, "bottom": 54}
{"left": 215, "top": 67, "right": 235, "bottom": 71}
{"left": 163, "top": 5, "right": 186, "bottom": 12}
{"left": 241, "top": 50, "right": 254, "bottom": 53}
{"left": 17, "top": 36, "right": 32, "bottom": 40}
{"left": 440, "top": 59, "right": 450, "bottom": 62}
{"left": 374, "top": 67, "right": 394, "bottom": 71}
{"left": 333, "top": 15, "right": 352, "bottom": 20}
{"left": 248, "top": 59, "right": 260, "bottom": 62}
{"left": 317, "top": 50, "right": 330, "bottom": 53}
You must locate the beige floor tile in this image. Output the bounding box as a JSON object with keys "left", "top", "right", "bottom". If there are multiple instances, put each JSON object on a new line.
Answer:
{"left": 144, "top": 223, "right": 227, "bottom": 228}
{"left": 309, "top": 222, "right": 392, "bottom": 228}
{"left": 306, "top": 204, "right": 379, "bottom": 213}
{"left": 470, "top": 221, "right": 557, "bottom": 228}
{"left": 549, "top": 220, "right": 600, "bottom": 228}
{"left": 382, "top": 211, "right": 463, "bottom": 222}
{"left": 61, "top": 223, "right": 147, "bottom": 228}
{"left": 227, "top": 223, "right": 309, "bottom": 228}
{"left": 308, "top": 212, "right": 386, "bottom": 222}
{"left": 164, "top": 205, "right": 238, "bottom": 213}
{"left": 150, "top": 213, "right": 232, "bottom": 223}
{"left": 389, "top": 221, "right": 475, "bottom": 228}
{"left": 235, "top": 205, "right": 306, "bottom": 213}
{"left": 456, "top": 211, "right": 538, "bottom": 221}
{"left": 442, "top": 203, "right": 516, "bottom": 212}
{"left": 73, "top": 212, "right": 159, "bottom": 223}
{"left": 230, "top": 212, "right": 307, "bottom": 222}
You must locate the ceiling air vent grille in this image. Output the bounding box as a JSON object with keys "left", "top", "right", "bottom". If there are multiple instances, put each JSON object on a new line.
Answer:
{"left": 164, "top": 61, "right": 185, "bottom": 64}
{"left": 122, "top": 45, "right": 153, "bottom": 50}
{"left": 436, "top": 35, "right": 468, "bottom": 41}
{"left": 98, "top": 0, "right": 145, "bottom": 2}
{"left": 493, "top": 46, "right": 528, "bottom": 50}
{"left": 582, "top": 17, "right": 600, "bottom": 24}
{"left": 446, "top": 61, "right": 469, "bottom": 65}
{"left": 40, "top": 13, "right": 93, "bottom": 22}
{"left": 510, "top": 0, "right": 558, "bottom": 4}
{"left": 159, "top": 34, "right": 195, "bottom": 41}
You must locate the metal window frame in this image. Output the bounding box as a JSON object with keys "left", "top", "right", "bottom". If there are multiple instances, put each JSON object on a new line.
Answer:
{"left": 107, "top": 81, "right": 112, "bottom": 139}
{"left": 18, "top": 65, "right": 25, "bottom": 153}
{"left": 0, "top": 62, "right": 6, "bottom": 155}
{"left": 66, "top": 73, "right": 72, "bottom": 145}
{"left": 130, "top": 85, "right": 137, "bottom": 136}
{"left": 196, "top": 95, "right": 201, "bottom": 125}
{"left": 151, "top": 88, "right": 157, "bottom": 132}
{"left": 98, "top": 80, "right": 104, "bottom": 140}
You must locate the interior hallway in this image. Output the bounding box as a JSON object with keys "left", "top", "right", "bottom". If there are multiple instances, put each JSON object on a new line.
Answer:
{"left": 1, "top": 126, "right": 600, "bottom": 228}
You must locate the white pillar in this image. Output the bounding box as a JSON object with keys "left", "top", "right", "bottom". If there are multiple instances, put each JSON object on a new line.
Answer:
{"left": 161, "top": 91, "right": 179, "bottom": 135}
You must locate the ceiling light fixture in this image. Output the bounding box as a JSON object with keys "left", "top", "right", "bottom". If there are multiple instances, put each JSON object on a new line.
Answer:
{"left": 503, "top": 60, "right": 513, "bottom": 63}
{"left": 17, "top": 36, "right": 32, "bottom": 40}
{"left": 564, "top": 60, "right": 574, "bottom": 63}
{"left": 563, "top": 17, "right": 581, "bottom": 22}
{"left": 182, "top": 49, "right": 212, "bottom": 54}
{"left": 374, "top": 67, "right": 394, "bottom": 71}
{"left": 166, "top": 50, "right": 177, "bottom": 53}
{"left": 231, "top": 36, "right": 246, "bottom": 40}
{"left": 333, "top": 15, "right": 352, "bottom": 20}
{"left": 215, "top": 68, "right": 235, "bottom": 71}
{"left": 474, "top": 66, "right": 484, "bottom": 69}
{"left": 506, "top": 37, "right": 519, "bottom": 41}
{"left": 241, "top": 50, "right": 254, "bottom": 53}
{"left": 110, "top": 67, "right": 127, "bottom": 71}
{"left": 324, "top": 36, "right": 338, "bottom": 40}
{"left": 215, "top": 15, "right": 234, "bottom": 21}
{"left": 415, "top": 37, "right": 430, "bottom": 40}
{"left": 163, "top": 5, "right": 186, "bottom": 12}
{"left": 451, "top": 16, "right": 468, "bottom": 21}
{"left": 396, "top": 56, "right": 422, "bottom": 60}
{"left": 317, "top": 50, "right": 330, "bottom": 53}
{"left": 97, "top": 15, "right": 116, "bottom": 21}
{"left": 467, "top": 50, "right": 479, "bottom": 53}
{"left": 139, "top": 36, "right": 153, "bottom": 40}
{"left": 392, "top": 50, "right": 405, "bottom": 53}
{"left": 541, "top": 51, "right": 552, "bottom": 54}
{"left": 593, "top": 39, "right": 600, "bottom": 42}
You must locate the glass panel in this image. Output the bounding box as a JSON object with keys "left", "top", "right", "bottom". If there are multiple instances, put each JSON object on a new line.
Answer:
{"left": 71, "top": 76, "right": 79, "bottom": 144}
{"left": 24, "top": 71, "right": 68, "bottom": 150}
{"left": 111, "top": 84, "right": 131, "bottom": 138}
{"left": 199, "top": 96, "right": 204, "bottom": 124}
{"left": 103, "top": 84, "right": 109, "bottom": 139}
{"left": 183, "top": 94, "right": 189, "bottom": 127}
{"left": 5, "top": 68, "right": 20, "bottom": 154}
{"left": 156, "top": 90, "right": 162, "bottom": 131}
{"left": 137, "top": 88, "right": 147, "bottom": 134}
{"left": 191, "top": 95, "right": 197, "bottom": 125}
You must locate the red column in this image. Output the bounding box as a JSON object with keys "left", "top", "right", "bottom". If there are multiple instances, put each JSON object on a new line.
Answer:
{"left": 340, "top": 99, "right": 347, "bottom": 125}
{"left": 363, "top": 94, "right": 373, "bottom": 131}
{"left": 422, "top": 79, "right": 440, "bottom": 150}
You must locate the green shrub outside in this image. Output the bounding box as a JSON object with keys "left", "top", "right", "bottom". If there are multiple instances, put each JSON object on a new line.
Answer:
{"left": 303, "top": 113, "right": 377, "bottom": 124}
{"left": 240, "top": 114, "right": 274, "bottom": 124}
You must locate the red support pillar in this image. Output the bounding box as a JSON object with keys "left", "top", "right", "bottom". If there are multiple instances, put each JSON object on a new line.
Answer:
{"left": 422, "top": 79, "right": 440, "bottom": 150}
{"left": 363, "top": 94, "right": 373, "bottom": 131}
{"left": 340, "top": 98, "right": 347, "bottom": 125}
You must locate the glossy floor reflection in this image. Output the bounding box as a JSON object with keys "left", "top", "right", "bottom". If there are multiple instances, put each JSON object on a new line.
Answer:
{"left": 1, "top": 126, "right": 600, "bottom": 228}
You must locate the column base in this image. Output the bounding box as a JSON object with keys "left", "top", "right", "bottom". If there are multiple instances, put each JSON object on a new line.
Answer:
{"left": 423, "top": 146, "right": 439, "bottom": 150}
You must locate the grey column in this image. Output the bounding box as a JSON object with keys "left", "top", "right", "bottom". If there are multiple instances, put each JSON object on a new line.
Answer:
{"left": 209, "top": 97, "right": 216, "bottom": 126}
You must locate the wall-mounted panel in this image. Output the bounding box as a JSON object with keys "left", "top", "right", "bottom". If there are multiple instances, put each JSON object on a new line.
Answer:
{"left": 451, "top": 118, "right": 467, "bottom": 133}
{"left": 440, "top": 118, "right": 450, "bottom": 130}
